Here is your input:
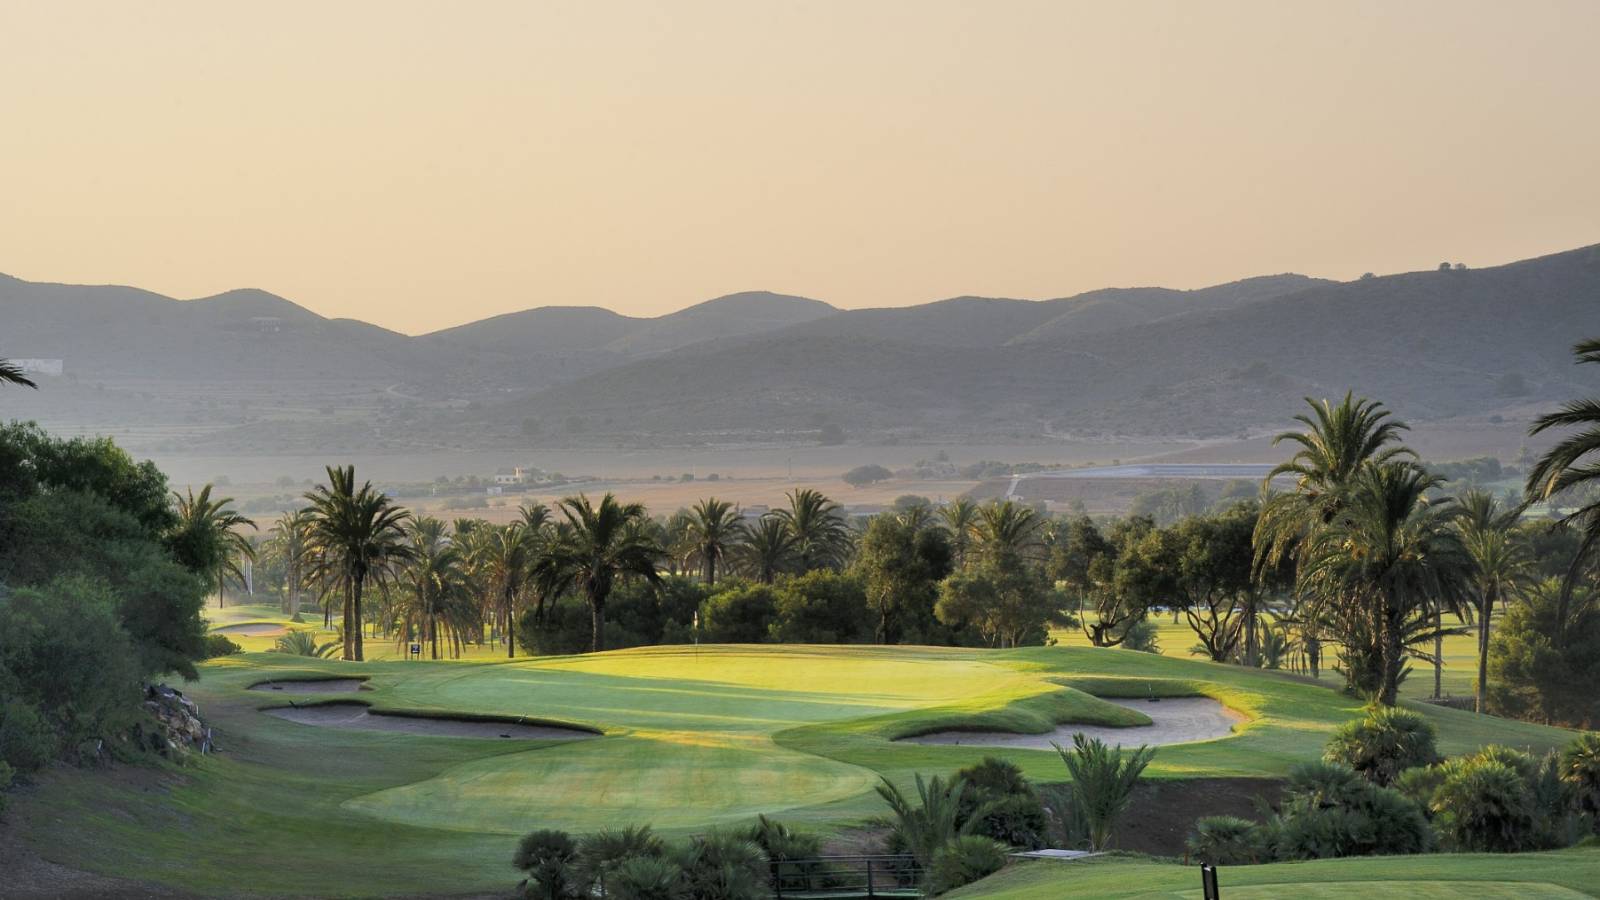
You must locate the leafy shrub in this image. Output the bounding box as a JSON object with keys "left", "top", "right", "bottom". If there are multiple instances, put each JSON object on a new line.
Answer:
{"left": 1054, "top": 734, "right": 1155, "bottom": 851}
{"left": 673, "top": 830, "right": 770, "bottom": 900}
{"left": 1488, "top": 580, "right": 1600, "bottom": 728}
{"left": 1561, "top": 733, "right": 1600, "bottom": 822}
{"left": 201, "top": 633, "right": 243, "bottom": 659}
{"left": 700, "top": 584, "right": 778, "bottom": 643}
{"left": 1324, "top": 706, "right": 1440, "bottom": 786}
{"left": 768, "top": 571, "right": 869, "bottom": 644}
{"left": 955, "top": 757, "right": 1048, "bottom": 849}
{"left": 1120, "top": 619, "right": 1161, "bottom": 654}
{"left": 1186, "top": 816, "right": 1264, "bottom": 865}
{"left": 577, "top": 824, "right": 665, "bottom": 895}
{"left": 928, "top": 835, "right": 1007, "bottom": 895}
{"left": 1395, "top": 764, "right": 1447, "bottom": 811}
{"left": 0, "top": 576, "right": 144, "bottom": 753}
{"left": 272, "top": 629, "right": 340, "bottom": 658}
{"left": 748, "top": 815, "right": 830, "bottom": 893}
{"left": 1266, "top": 761, "right": 1432, "bottom": 859}
{"left": 1432, "top": 758, "right": 1539, "bottom": 852}
{"left": 0, "top": 698, "right": 56, "bottom": 772}
{"left": 609, "top": 855, "right": 686, "bottom": 900}
{"left": 512, "top": 829, "right": 580, "bottom": 900}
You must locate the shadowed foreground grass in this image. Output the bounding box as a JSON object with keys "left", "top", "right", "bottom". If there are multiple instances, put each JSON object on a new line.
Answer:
{"left": 948, "top": 848, "right": 1600, "bottom": 898}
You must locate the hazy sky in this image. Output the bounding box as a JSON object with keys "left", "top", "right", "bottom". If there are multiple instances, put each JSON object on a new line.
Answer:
{"left": 4, "top": 1, "right": 1598, "bottom": 334}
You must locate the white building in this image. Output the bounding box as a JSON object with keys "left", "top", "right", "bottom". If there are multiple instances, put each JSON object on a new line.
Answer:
{"left": 12, "top": 359, "right": 63, "bottom": 376}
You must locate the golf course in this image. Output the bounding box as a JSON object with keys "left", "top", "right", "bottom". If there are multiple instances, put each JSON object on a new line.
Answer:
{"left": 4, "top": 600, "right": 1591, "bottom": 897}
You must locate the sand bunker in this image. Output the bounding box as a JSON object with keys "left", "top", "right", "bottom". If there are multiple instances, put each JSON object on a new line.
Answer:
{"left": 263, "top": 703, "right": 597, "bottom": 741}
{"left": 249, "top": 678, "right": 365, "bottom": 694}
{"left": 213, "top": 623, "right": 287, "bottom": 637}
{"left": 903, "top": 697, "right": 1244, "bottom": 750}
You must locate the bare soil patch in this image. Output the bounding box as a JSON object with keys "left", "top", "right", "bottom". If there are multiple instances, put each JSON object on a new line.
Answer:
{"left": 263, "top": 702, "right": 596, "bottom": 741}
{"left": 901, "top": 697, "right": 1245, "bottom": 750}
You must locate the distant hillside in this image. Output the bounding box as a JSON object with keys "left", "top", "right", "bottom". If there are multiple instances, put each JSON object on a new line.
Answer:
{"left": 494, "top": 246, "right": 1600, "bottom": 440}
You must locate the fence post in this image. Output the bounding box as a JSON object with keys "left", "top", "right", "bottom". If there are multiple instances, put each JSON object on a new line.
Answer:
{"left": 866, "top": 857, "right": 875, "bottom": 899}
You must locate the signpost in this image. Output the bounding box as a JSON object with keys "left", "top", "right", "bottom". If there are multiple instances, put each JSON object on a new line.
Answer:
{"left": 1201, "top": 864, "right": 1221, "bottom": 900}
{"left": 409, "top": 642, "right": 422, "bottom": 660}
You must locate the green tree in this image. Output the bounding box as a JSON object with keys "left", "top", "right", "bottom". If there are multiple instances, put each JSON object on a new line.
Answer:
{"left": 768, "top": 570, "right": 868, "bottom": 643}
{"left": 304, "top": 465, "right": 415, "bottom": 661}
{"left": 935, "top": 562, "right": 1064, "bottom": 648}
{"left": 685, "top": 498, "right": 740, "bottom": 586}
{"left": 842, "top": 464, "right": 892, "bottom": 488}
{"left": 1052, "top": 734, "right": 1155, "bottom": 851}
{"left": 541, "top": 493, "right": 665, "bottom": 652}
{"left": 732, "top": 514, "right": 795, "bottom": 584}
{"left": 1296, "top": 462, "right": 1473, "bottom": 705}
{"left": 1488, "top": 579, "right": 1600, "bottom": 727}
{"left": 1525, "top": 337, "right": 1600, "bottom": 640}
{"left": 938, "top": 498, "right": 979, "bottom": 569}
{"left": 972, "top": 500, "right": 1044, "bottom": 566}
{"left": 170, "top": 484, "right": 257, "bottom": 608}
{"left": 1456, "top": 490, "right": 1533, "bottom": 713}
{"left": 852, "top": 513, "right": 951, "bottom": 643}
{"left": 776, "top": 488, "right": 851, "bottom": 572}
{"left": 264, "top": 509, "right": 315, "bottom": 620}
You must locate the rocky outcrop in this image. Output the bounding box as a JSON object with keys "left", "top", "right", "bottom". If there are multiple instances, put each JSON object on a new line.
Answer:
{"left": 139, "top": 684, "right": 212, "bottom": 757}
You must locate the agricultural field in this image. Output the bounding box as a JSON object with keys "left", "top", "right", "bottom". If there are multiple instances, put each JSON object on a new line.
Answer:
{"left": 6, "top": 620, "right": 1584, "bottom": 897}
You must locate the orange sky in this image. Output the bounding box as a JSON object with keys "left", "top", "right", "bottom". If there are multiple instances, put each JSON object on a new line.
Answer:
{"left": 3, "top": 1, "right": 1598, "bottom": 334}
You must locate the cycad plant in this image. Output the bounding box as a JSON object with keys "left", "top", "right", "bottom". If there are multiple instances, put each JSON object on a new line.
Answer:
{"left": 875, "top": 773, "right": 980, "bottom": 887}
{"left": 272, "top": 629, "right": 340, "bottom": 658}
{"left": 1052, "top": 734, "right": 1156, "bottom": 851}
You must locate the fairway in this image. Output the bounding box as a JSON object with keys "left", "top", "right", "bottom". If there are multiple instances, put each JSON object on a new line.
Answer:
{"left": 9, "top": 625, "right": 1586, "bottom": 897}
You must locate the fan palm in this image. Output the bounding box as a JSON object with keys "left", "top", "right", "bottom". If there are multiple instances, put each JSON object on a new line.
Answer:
{"left": 1296, "top": 462, "right": 1473, "bottom": 705}
{"left": 303, "top": 465, "right": 414, "bottom": 661}
{"left": 939, "top": 498, "right": 979, "bottom": 569}
{"left": 776, "top": 488, "right": 850, "bottom": 572}
{"left": 732, "top": 514, "right": 795, "bottom": 584}
{"left": 1456, "top": 490, "right": 1532, "bottom": 713}
{"left": 686, "top": 497, "right": 740, "bottom": 586}
{"left": 172, "top": 484, "right": 257, "bottom": 608}
{"left": 0, "top": 358, "right": 37, "bottom": 389}
{"left": 542, "top": 493, "right": 664, "bottom": 652}
{"left": 1526, "top": 337, "right": 1600, "bottom": 640}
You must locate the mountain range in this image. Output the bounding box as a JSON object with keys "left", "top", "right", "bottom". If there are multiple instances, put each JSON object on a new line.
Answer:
{"left": 2, "top": 244, "right": 1597, "bottom": 452}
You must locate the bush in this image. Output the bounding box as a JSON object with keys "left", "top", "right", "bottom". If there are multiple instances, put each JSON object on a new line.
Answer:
{"left": 0, "top": 576, "right": 144, "bottom": 754}
{"left": 700, "top": 584, "right": 777, "bottom": 643}
{"left": 1120, "top": 619, "right": 1161, "bottom": 654}
{"left": 577, "top": 825, "right": 665, "bottom": 895}
{"left": 1561, "top": 733, "right": 1600, "bottom": 822}
{"left": 768, "top": 571, "right": 869, "bottom": 643}
{"left": 749, "top": 816, "right": 829, "bottom": 894}
{"left": 0, "top": 698, "right": 55, "bottom": 772}
{"left": 1488, "top": 580, "right": 1600, "bottom": 728}
{"left": 1432, "top": 758, "right": 1539, "bottom": 852}
{"left": 1324, "top": 706, "right": 1440, "bottom": 786}
{"left": 928, "top": 835, "right": 1006, "bottom": 895}
{"left": 673, "top": 830, "right": 769, "bottom": 900}
{"left": 201, "top": 633, "right": 243, "bottom": 659}
{"left": 1266, "top": 761, "right": 1432, "bottom": 859}
{"left": 1187, "top": 816, "right": 1264, "bottom": 865}
{"left": 955, "top": 756, "right": 1048, "bottom": 849}
{"left": 512, "top": 829, "right": 580, "bottom": 900}
{"left": 1054, "top": 734, "right": 1156, "bottom": 851}
{"left": 609, "top": 855, "right": 686, "bottom": 900}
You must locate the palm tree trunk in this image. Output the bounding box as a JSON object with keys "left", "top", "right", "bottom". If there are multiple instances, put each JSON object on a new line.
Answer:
{"left": 1380, "top": 597, "right": 1404, "bottom": 706}
{"left": 342, "top": 582, "right": 356, "bottom": 661}
{"left": 590, "top": 596, "right": 606, "bottom": 653}
{"left": 218, "top": 570, "right": 225, "bottom": 608}
{"left": 1476, "top": 587, "right": 1493, "bottom": 714}
{"left": 1433, "top": 600, "right": 1443, "bottom": 700}
{"left": 352, "top": 579, "right": 365, "bottom": 662}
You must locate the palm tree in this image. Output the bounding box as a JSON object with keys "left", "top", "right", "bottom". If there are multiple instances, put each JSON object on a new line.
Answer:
{"left": 265, "top": 508, "right": 315, "bottom": 619}
{"left": 542, "top": 493, "right": 664, "bottom": 652}
{"left": 1526, "top": 337, "right": 1600, "bottom": 640}
{"left": 172, "top": 484, "right": 257, "bottom": 608}
{"left": 477, "top": 523, "right": 536, "bottom": 657}
{"left": 973, "top": 499, "right": 1043, "bottom": 565}
{"left": 1456, "top": 490, "right": 1532, "bottom": 713}
{"left": 776, "top": 488, "right": 850, "bottom": 572}
{"left": 939, "top": 498, "right": 979, "bottom": 569}
{"left": 1296, "top": 462, "right": 1473, "bottom": 705}
{"left": 303, "top": 465, "right": 414, "bottom": 661}
{"left": 0, "top": 359, "right": 37, "bottom": 389}
{"left": 396, "top": 517, "right": 473, "bottom": 659}
{"left": 732, "top": 514, "right": 795, "bottom": 584}
{"left": 874, "top": 774, "right": 978, "bottom": 883}
{"left": 1255, "top": 393, "right": 1414, "bottom": 678}
{"left": 686, "top": 498, "right": 740, "bottom": 586}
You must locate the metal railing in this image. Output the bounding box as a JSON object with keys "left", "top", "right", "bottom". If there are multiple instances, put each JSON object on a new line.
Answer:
{"left": 770, "top": 855, "right": 924, "bottom": 899}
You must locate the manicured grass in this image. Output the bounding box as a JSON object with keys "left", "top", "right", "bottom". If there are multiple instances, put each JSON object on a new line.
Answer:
{"left": 948, "top": 848, "right": 1600, "bottom": 898}
{"left": 11, "top": 639, "right": 1584, "bottom": 896}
